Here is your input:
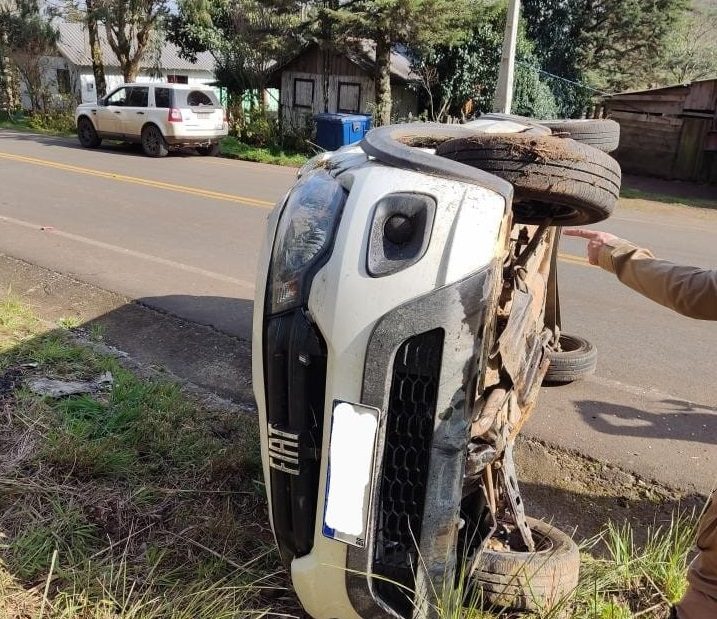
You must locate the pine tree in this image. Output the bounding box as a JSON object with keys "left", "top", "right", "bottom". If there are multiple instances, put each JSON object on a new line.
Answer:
{"left": 316, "top": 0, "right": 476, "bottom": 125}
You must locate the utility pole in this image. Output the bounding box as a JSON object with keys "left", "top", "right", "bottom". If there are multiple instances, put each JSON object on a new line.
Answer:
{"left": 493, "top": 0, "right": 520, "bottom": 114}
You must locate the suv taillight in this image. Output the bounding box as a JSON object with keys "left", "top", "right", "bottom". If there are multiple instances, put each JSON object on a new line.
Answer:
{"left": 168, "top": 108, "right": 182, "bottom": 123}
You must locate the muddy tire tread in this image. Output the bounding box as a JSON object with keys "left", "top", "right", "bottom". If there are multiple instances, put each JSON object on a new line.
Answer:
{"left": 473, "top": 517, "right": 580, "bottom": 612}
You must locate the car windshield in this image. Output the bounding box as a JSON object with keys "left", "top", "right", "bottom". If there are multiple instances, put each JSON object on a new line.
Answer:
{"left": 176, "top": 89, "right": 221, "bottom": 108}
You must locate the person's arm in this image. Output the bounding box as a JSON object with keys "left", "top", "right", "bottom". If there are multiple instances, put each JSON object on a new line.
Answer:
{"left": 564, "top": 229, "right": 717, "bottom": 321}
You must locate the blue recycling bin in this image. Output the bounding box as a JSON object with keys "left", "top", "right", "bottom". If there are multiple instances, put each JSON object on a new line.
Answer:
{"left": 314, "top": 113, "right": 373, "bottom": 151}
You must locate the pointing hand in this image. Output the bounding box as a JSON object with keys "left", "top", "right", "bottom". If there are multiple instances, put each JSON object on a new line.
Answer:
{"left": 563, "top": 228, "right": 620, "bottom": 266}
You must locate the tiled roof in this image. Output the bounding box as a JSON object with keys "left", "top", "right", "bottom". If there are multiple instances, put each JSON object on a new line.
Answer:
{"left": 55, "top": 21, "right": 215, "bottom": 73}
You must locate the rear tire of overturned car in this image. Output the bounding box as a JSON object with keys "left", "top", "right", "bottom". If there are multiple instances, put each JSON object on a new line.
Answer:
{"left": 435, "top": 135, "right": 621, "bottom": 226}
{"left": 472, "top": 517, "right": 580, "bottom": 613}
{"left": 544, "top": 333, "right": 597, "bottom": 384}
{"left": 141, "top": 125, "right": 169, "bottom": 158}
{"left": 540, "top": 118, "right": 620, "bottom": 153}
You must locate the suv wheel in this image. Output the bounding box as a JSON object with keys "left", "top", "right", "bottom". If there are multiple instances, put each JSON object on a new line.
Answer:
{"left": 77, "top": 116, "right": 101, "bottom": 148}
{"left": 141, "top": 125, "right": 169, "bottom": 158}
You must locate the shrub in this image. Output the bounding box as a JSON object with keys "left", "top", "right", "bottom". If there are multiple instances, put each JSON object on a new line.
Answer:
{"left": 26, "top": 111, "right": 75, "bottom": 135}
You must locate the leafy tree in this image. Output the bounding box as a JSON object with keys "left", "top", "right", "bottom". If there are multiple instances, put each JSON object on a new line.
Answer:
{"left": 57, "top": 0, "right": 107, "bottom": 98}
{"left": 522, "top": 0, "right": 689, "bottom": 114}
{"left": 316, "top": 0, "right": 476, "bottom": 125}
{"left": 658, "top": 5, "right": 717, "bottom": 84}
{"left": 86, "top": 0, "right": 107, "bottom": 96}
{"left": 169, "top": 0, "right": 303, "bottom": 105}
{"left": 94, "top": 0, "right": 168, "bottom": 82}
{"left": 412, "top": 6, "right": 557, "bottom": 120}
{"left": 0, "top": 0, "right": 58, "bottom": 112}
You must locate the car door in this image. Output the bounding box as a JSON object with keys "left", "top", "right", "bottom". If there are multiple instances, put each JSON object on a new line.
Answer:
{"left": 97, "top": 86, "right": 129, "bottom": 135}
{"left": 121, "top": 86, "right": 150, "bottom": 138}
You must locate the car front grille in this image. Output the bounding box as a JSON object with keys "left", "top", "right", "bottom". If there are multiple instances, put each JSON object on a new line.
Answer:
{"left": 373, "top": 328, "right": 444, "bottom": 617}
{"left": 264, "top": 310, "right": 327, "bottom": 563}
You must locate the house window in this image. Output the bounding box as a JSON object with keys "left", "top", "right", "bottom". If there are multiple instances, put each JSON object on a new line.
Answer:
{"left": 293, "top": 78, "right": 314, "bottom": 109}
{"left": 337, "top": 82, "right": 361, "bottom": 114}
{"left": 167, "top": 75, "right": 189, "bottom": 84}
{"left": 56, "top": 68, "right": 71, "bottom": 95}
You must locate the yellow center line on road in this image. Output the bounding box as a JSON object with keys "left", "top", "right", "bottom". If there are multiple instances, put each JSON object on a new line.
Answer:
{"left": 558, "top": 252, "right": 594, "bottom": 267}
{"left": 0, "top": 214, "right": 257, "bottom": 290}
{"left": 0, "top": 151, "right": 276, "bottom": 209}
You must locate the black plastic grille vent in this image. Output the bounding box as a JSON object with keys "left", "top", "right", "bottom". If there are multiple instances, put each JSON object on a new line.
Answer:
{"left": 264, "top": 310, "right": 327, "bottom": 564}
{"left": 373, "top": 328, "right": 444, "bottom": 617}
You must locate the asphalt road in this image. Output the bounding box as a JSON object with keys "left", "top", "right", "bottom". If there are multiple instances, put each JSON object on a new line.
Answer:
{"left": 1, "top": 130, "right": 715, "bottom": 493}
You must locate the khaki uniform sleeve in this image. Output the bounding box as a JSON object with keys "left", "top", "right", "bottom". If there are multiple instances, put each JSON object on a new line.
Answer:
{"left": 597, "top": 240, "right": 717, "bottom": 321}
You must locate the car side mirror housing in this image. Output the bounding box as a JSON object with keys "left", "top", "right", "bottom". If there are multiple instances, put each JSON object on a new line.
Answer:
{"left": 97, "top": 96, "right": 105, "bottom": 106}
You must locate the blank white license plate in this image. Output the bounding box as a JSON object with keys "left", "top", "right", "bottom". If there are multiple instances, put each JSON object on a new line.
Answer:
{"left": 322, "top": 401, "right": 380, "bottom": 547}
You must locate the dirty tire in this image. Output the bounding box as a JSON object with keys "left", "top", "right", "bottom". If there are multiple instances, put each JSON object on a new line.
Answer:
{"left": 77, "top": 116, "right": 101, "bottom": 148}
{"left": 197, "top": 143, "right": 220, "bottom": 156}
{"left": 472, "top": 517, "right": 580, "bottom": 613}
{"left": 544, "top": 333, "right": 597, "bottom": 384}
{"left": 141, "top": 125, "right": 169, "bottom": 158}
{"left": 435, "top": 135, "right": 621, "bottom": 226}
{"left": 541, "top": 119, "right": 620, "bottom": 153}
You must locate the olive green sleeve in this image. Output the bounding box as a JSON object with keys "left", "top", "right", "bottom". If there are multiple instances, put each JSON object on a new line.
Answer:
{"left": 597, "top": 240, "right": 717, "bottom": 321}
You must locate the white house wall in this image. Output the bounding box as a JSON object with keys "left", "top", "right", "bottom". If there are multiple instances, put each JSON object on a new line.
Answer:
{"left": 20, "top": 54, "right": 216, "bottom": 109}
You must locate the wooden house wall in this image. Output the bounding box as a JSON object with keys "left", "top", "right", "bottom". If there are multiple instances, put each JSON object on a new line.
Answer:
{"left": 604, "top": 80, "right": 717, "bottom": 183}
{"left": 276, "top": 45, "right": 419, "bottom": 129}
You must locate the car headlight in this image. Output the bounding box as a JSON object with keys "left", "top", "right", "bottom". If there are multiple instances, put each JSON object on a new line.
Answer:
{"left": 268, "top": 171, "right": 347, "bottom": 314}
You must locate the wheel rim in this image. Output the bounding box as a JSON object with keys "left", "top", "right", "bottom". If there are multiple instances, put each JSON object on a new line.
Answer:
{"left": 513, "top": 200, "right": 581, "bottom": 224}
{"left": 144, "top": 128, "right": 160, "bottom": 154}
{"left": 79, "top": 120, "right": 93, "bottom": 144}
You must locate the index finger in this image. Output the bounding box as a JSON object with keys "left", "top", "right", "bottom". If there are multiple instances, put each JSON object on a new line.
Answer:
{"left": 563, "top": 228, "right": 597, "bottom": 239}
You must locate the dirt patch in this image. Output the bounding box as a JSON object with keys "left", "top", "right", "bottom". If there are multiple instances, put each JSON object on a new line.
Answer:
{"left": 398, "top": 134, "right": 458, "bottom": 149}
{"left": 516, "top": 436, "right": 706, "bottom": 547}
{"left": 435, "top": 134, "right": 588, "bottom": 164}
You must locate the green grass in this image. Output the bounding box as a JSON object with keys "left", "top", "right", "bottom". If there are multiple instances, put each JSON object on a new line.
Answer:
{"left": 620, "top": 186, "right": 717, "bottom": 210}
{"left": 0, "top": 294, "right": 285, "bottom": 619}
{"left": 220, "top": 135, "right": 308, "bottom": 166}
{"left": 0, "top": 293, "right": 701, "bottom": 619}
{"left": 0, "top": 112, "right": 75, "bottom": 137}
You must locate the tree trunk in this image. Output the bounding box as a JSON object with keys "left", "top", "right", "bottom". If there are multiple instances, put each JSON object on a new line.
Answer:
{"left": 86, "top": 0, "right": 107, "bottom": 98}
{"left": 374, "top": 35, "right": 392, "bottom": 126}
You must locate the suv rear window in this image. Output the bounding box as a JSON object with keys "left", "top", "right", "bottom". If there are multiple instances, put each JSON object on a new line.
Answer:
{"left": 154, "top": 87, "right": 172, "bottom": 108}
{"left": 177, "top": 89, "right": 220, "bottom": 108}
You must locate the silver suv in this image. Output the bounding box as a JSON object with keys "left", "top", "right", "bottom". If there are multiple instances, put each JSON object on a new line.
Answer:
{"left": 75, "top": 83, "right": 228, "bottom": 157}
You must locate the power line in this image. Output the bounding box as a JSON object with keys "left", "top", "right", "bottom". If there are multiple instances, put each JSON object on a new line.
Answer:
{"left": 517, "top": 59, "right": 614, "bottom": 96}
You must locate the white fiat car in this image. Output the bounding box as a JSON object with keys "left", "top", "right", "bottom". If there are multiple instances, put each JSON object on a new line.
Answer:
{"left": 75, "top": 83, "right": 228, "bottom": 157}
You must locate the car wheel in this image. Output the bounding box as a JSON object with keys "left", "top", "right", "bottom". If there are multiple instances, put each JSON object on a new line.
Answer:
{"left": 544, "top": 333, "right": 597, "bottom": 384}
{"left": 435, "top": 134, "right": 621, "bottom": 226}
{"left": 77, "top": 116, "right": 101, "bottom": 148}
{"left": 540, "top": 118, "right": 620, "bottom": 153}
{"left": 196, "top": 143, "right": 220, "bottom": 157}
{"left": 471, "top": 517, "right": 580, "bottom": 613}
{"left": 141, "top": 125, "right": 169, "bottom": 158}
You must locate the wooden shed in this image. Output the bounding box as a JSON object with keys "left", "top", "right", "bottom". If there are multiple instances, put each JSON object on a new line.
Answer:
{"left": 602, "top": 79, "right": 717, "bottom": 183}
{"left": 268, "top": 41, "right": 419, "bottom": 130}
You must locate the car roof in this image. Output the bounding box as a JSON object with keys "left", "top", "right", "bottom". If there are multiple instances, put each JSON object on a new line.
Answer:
{"left": 120, "top": 82, "right": 211, "bottom": 90}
